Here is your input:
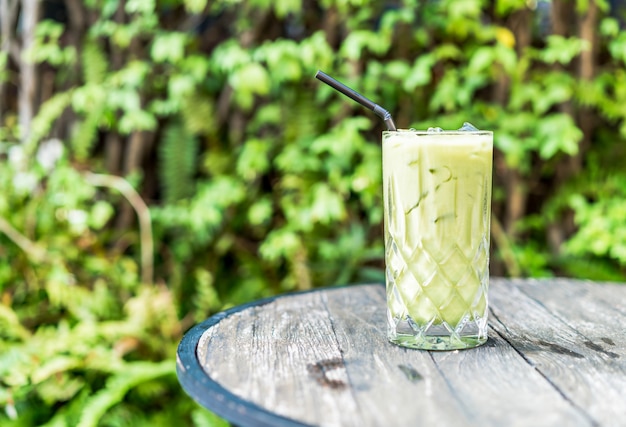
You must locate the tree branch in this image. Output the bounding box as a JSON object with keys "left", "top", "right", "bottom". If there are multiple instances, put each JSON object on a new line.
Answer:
{"left": 64, "top": 0, "right": 86, "bottom": 31}
{"left": 17, "top": 0, "right": 41, "bottom": 142}
{"left": 0, "top": 0, "right": 19, "bottom": 52}
{"left": 0, "top": 0, "right": 20, "bottom": 111}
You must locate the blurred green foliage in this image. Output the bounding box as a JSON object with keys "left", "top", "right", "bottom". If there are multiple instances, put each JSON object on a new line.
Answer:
{"left": 1, "top": 0, "right": 626, "bottom": 425}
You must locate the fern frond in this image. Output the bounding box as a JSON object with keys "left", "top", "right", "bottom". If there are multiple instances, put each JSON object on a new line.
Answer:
{"left": 81, "top": 40, "right": 108, "bottom": 84}
{"left": 0, "top": 303, "right": 31, "bottom": 341}
{"left": 76, "top": 361, "right": 175, "bottom": 427}
{"left": 284, "top": 91, "right": 319, "bottom": 145}
{"left": 180, "top": 93, "right": 215, "bottom": 135}
{"left": 158, "top": 121, "right": 198, "bottom": 203}
{"left": 39, "top": 388, "right": 91, "bottom": 427}
{"left": 70, "top": 108, "right": 102, "bottom": 160}
{"left": 193, "top": 267, "right": 221, "bottom": 321}
{"left": 29, "top": 92, "right": 72, "bottom": 145}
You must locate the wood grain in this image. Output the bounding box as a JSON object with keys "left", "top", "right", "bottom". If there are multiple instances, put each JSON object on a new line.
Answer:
{"left": 188, "top": 279, "right": 626, "bottom": 427}
{"left": 489, "top": 278, "right": 626, "bottom": 426}
{"left": 198, "top": 290, "right": 359, "bottom": 426}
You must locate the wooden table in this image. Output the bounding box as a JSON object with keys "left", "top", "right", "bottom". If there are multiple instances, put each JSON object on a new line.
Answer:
{"left": 176, "top": 278, "right": 626, "bottom": 427}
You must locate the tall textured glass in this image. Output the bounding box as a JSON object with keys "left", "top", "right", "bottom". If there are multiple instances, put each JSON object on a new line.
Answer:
{"left": 383, "top": 129, "right": 493, "bottom": 350}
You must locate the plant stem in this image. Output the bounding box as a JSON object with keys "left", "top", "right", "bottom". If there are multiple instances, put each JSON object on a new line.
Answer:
{"left": 83, "top": 172, "right": 154, "bottom": 285}
{"left": 0, "top": 215, "right": 46, "bottom": 262}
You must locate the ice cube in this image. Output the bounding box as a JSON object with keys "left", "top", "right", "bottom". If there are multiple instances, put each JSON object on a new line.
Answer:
{"left": 458, "top": 122, "right": 479, "bottom": 131}
{"left": 427, "top": 127, "right": 444, "bottom": 132}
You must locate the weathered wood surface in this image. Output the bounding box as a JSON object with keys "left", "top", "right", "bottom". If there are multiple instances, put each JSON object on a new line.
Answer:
{"left": 178, "top": 278, "right": 626, "bottom": 427}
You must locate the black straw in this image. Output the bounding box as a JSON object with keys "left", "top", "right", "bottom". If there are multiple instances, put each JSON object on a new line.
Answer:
{"left": 315, "top": 70, "right": 397, "bottom": 131}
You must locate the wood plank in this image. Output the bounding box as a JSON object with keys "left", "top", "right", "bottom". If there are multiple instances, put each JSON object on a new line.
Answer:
{"left": 510, "top": 278, "right": 626, "bottom": 359}
{"left": 489, "top": 278, "right": 626, "bottom": 426}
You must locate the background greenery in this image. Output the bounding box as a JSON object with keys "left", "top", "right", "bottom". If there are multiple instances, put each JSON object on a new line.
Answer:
{"left": 1, "top": 0, "right": 626, "bottom": 425}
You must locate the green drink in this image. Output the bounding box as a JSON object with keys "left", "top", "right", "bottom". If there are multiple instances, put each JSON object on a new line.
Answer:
{"left": 383, "top": 128, "right": 493, "bottom": 350}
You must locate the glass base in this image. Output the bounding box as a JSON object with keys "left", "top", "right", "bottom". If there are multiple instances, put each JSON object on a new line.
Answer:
{"left": 388, "top": 315, "right": 488, "bottom": 351}
{"left": 388, "top": 332, "right": 487, "bottom": 350}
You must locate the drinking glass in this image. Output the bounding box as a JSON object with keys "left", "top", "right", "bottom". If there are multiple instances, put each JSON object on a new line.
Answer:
{"left": 383, "top": 129, "right": 493, "bottom": 350}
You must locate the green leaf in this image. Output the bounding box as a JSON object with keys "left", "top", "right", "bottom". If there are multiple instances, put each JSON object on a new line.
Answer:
{"left": 118, "top": 110, "right": 157, "bottom": 133}
{"left": 229, "top": 62, "right": 270, "bottom": 96}
{"left": 181, "top": 55, "right": 212, "bottom": 82}
{"left": 429, "top": 69, "right": 461, "bottom": 112}
{"left": 340, "top": 30, "right": 391, "bottom": 60}
{"left": 385, "top": 60, "right": 410, "bottom": 81}
{"left": 468, "top": 47, "right": 494, "bottom": 73}
{"left": 494, "top": 131, "right": 529, "bottom": 170}
{"left": 274, "top": 0, "right": 301, "bottom": 18}
{"left": 168, "top": 74, "right": 197, "bottom": 97}
{"left": 299, "top": 31, "right": 333, "bottom": 70}
{"left": 259, "top": 228, "right": 302, "bottom": 262}
{"left": 109, "top": 60, "right": 150, "bottom": 88}
{"left": 151, "top": 32, "right": 188, "bottom": 63}
{"left": 236, "top": 138, "right": 271, "bottom": 182}
{"left": 89, "top": 201, "right": 114, "bottom": 230}
{"left": 310, "top": 183, "right": 346, "bottom": 224}
{"left": 434, "top": 43, "right": 463, "bottom": 61}
{"left": 107, "top": 88, "right": 141, "bottom": 111}
{"left": 404, "top": 54, "right": 436, "bottom": 91}
{"left": 184, "top": 0, "right": 208, "bottom": 13}
{"left": 111, "top": 24, "right": 134, "bottom": 48}
{"left": 532, "top": 73, "right": 574, "bottom": 114}
{"left": 600, "top": 17, "right": 620, "bottom": 38}
{"left": 495, "top": 0, "right": 528, "bottom": 16}
{"left": 608, "top": 32, "right": 626, "bottom": 65}
{"left": 248, "top": 197, "right": 273, "bottom": 226}
{"left": 538, "top": 35, "right": 590, "bottom": 64}
{"left": 212, "top": 41, "right": 251, "bottom": 73}
{"left": 23, "top": 20, "right": 76, "bottom": 66}
{"left": 275, "top": 144, "right": 322, "bottom": 173}
{"left": 494, "top": 44, "right": 517, "bottom": 74}
{"left": 255, "top": 39, "right": 303, "bottom": 83}
{"left": 126, "top": 0, "right": 155, "bottom": 14}
{"left": 536, "top": 114, "right": 582, "bottom": 159}
{"left": 445, "top": 0, "right": 482, "bottom": 18}
{"left": 71, "top": 84, "right": 107, "bottom": 114}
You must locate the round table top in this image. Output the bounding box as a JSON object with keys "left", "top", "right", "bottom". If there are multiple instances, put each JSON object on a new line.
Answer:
{"left": 177, "top": 278, "right": 626, "bottom": 427}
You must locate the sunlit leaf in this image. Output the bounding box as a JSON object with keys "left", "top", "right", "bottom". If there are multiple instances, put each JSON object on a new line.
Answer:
{"left": 151, "top": 32, "right": 188, "bottom": 63}
{"left": 536, "top": 114, "right": 582, "bottom": 159}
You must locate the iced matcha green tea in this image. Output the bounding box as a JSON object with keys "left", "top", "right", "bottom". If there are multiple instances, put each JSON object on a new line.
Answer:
{"left": 383, "top": 128, "right": 493, "bottom": 350}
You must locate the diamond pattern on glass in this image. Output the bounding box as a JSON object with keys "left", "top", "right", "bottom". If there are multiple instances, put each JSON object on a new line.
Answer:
{"left": 386, "top": 235, "right": 489, "bottom": 348}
